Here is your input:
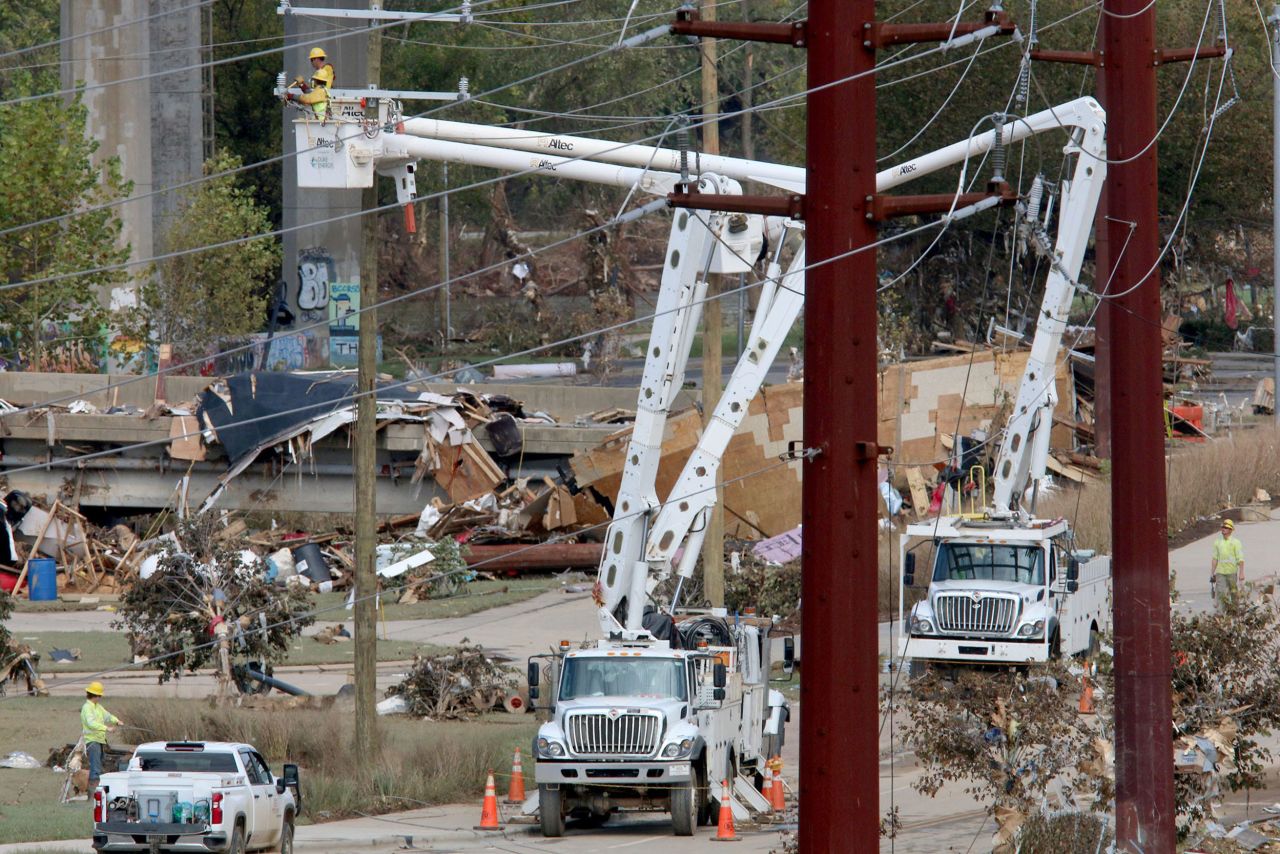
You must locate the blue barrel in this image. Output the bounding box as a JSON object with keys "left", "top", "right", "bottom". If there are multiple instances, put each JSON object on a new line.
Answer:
{"left": 28, "top": 558, "right": 58, "bottom": 601}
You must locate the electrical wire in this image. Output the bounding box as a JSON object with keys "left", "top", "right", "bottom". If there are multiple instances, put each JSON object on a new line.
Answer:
{"left": 0, "top": 0, "right": 214, "bottom": 64}
{"left": 0, "top": 212, "right": 945, "bottom": 463}
{"left": 0, "top": 6, "right": 1018, "bottom": 293}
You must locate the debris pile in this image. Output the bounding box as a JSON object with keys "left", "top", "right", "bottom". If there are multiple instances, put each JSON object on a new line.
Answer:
{"left": 384, "top": 642, "right": 522, "bottom": 719}
{"left": 112, "top": 515, "right": 315, "bottom": 693}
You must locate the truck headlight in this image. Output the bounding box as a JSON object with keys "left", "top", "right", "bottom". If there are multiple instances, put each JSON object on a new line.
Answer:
{"left": 911, "top": 617, "right": 934, "bottom": 635}
{"left": 1016, "top": 620, "right": 1045, "bottom": 638}
{"left": 661, "top": 738, "right": 694, "bottom": 759}
{"left": 536, "top": 737, "right": 566, "bottom": 758}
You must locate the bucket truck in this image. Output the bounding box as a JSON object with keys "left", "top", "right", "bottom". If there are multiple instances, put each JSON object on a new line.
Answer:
{"left": 896, "top": 100, "right": 1112, "bottom": 670}
{"left": 280, "top": 84, "right": 1111, "bottom": 832}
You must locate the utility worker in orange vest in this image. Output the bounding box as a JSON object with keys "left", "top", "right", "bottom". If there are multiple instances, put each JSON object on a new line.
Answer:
{"left": 1211, "top": 518, "right": 1245, "bottom": 610}
{"left": 286, "top": 47, "right": 335, "bottom": 120}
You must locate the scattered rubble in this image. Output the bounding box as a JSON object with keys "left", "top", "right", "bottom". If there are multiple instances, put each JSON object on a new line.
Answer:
{"left": 384, "top": 642, "right": 523, "bottom": 719}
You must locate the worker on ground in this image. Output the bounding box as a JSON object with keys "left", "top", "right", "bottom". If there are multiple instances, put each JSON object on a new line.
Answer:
{"left": 82, "top": 681, "right": 122, "bottom": 792}
{"left": 1210, "top": 518, "right": 1245, "bottom": 611}
{"left": 286, "top": 47, "right": 335, "bottom": 120}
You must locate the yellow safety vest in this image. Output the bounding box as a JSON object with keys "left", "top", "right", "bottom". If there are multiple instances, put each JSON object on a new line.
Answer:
{"left": 1213, "top": 535, "right": 1244, "bottom": 575}
{"left": 81, "top": 700, "right": 119, "bottom": 745}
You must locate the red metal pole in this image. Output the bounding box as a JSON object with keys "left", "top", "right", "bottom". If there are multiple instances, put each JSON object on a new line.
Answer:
{"left": 799, "top": 0, "right": 879, "bottom": 849}
{"left": 1101, "top": 1, "right": 1175, "bottom": 849}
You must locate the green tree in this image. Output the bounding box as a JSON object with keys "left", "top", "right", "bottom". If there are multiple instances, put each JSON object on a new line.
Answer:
{"left": 0, "top": 90, "right": 132, "bottom": 367}
{"left": 134, "top": 151, "right": 279, "bottom": 365}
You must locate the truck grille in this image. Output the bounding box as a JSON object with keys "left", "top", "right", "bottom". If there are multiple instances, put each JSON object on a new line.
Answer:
{"left": 566, "top": 711, "right": 662, "bottom": 757}
{"left": 933, "top": 592, "right": 1019, "bottom": 636}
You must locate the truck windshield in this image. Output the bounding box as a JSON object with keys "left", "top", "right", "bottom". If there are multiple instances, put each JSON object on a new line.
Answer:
{"left": 135, "top": 752, "right": 238, "bottom": 773}
{"left": 559, "top": 657, "right": 688, "bottom": 701}
{"left": 934, "top": 543, "right": 1045, "bottom": 585}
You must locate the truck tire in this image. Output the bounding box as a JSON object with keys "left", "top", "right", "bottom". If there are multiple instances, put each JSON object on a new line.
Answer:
{"left": 228, "top": 824, "right": 246, "bottom": 854}
{"left": 671, "top": 779, "right": 696, "bottom": 836}
{"left": 275, "top": 817, "right": 295, "bottom": 854}
{"left": 538, "top": 786, "right": 565, "bottom": 838}
{"left": 695, "top": 763, "right": 713, "bottom": 827}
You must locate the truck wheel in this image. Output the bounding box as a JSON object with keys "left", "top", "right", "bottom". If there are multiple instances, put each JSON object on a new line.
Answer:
{"left": 695, "top": 764, "right": 713, "bottom": 827}
{"left": 538, "top": 786, "right": 565, "bottom": 838}
{"left": 228, "top": 824, "right": 246, "bottom": 854}
{"left": 276, "top": 817, "right": 294, "bottom": 854}
{"left": 671, "top": 779, "right": 696, "bottom": 836}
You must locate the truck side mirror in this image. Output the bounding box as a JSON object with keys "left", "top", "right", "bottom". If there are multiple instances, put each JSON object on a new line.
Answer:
{"left": 713, "top": 663, "right": 727, "bottom": 689}
{"left": 281, "top": 763, "right": 301, "bottom": 813}
{"left": 783, "top": 637, "right": 795, "bottom": 674}
{"left": 904, "top": 552, "right": 916, "bottom": 586}
{"left": 713, "top": 688, "right": 726, "bottom": 701}
{"left": 527, "top": 661, "right": 540, "bottom": 703}
{"left": 1066, "top": 580, "right": 1079, "bottom": 593}
{"left": 1066, "top": 559, "right": 1079, "bottom": 582}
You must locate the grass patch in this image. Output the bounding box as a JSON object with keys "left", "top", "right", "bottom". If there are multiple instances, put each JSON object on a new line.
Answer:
{"left": 17, "top": 631, "right": 441, "bottom": 677}
{"left": 1039, "top": 425, "right": 1280, "bottom": 553}
{"left": 312, "top": 578, "right": 563, "bottom": 622}
{"left": 0, "top": 696, "right": 95, "bottom": 845}
{"left": 115, "top": 699, "right": 539, "bottom": 821}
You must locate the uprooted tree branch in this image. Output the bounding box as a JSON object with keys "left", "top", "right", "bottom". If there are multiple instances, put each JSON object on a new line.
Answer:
{"left": 113, "top": 514, "right": 314, "bottom": 697}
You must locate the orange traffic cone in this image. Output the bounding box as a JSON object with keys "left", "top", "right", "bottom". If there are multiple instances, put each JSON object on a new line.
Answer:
{"left": 711, "top": 778, "right": 741, "bottom": 842}
{"left": 475, "top": 770, "right": 502, "bottom": 830}
{"left": 505, "top": 747, "right": 526, "bottom": 803}
{"left": 768, "top": 758, "right": 786, "bottom": 811}
{"left": 1078, "top": 667, "right": 1095, "bottom": 715}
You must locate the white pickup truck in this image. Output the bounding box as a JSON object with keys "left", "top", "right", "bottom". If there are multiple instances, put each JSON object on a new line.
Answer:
{"left": 92, "top": 741, "right": 300, "bottom": 854}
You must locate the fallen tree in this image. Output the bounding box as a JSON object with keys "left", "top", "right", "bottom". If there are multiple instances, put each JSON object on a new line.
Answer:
{"left": 113, "top": 515, "right": 313, "bottom": 696}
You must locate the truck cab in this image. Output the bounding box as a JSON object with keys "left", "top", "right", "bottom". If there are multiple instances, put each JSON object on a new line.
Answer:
{"left": 527, "top": 619, "right": 789, "bottom": 837}
{"left": 899, "top": 517, "right": 1110, "bottom": 667}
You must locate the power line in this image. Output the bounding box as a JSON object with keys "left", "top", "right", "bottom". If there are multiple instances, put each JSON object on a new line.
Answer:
{"left": 0, "top": 0, "right": 214, "bottom": 64}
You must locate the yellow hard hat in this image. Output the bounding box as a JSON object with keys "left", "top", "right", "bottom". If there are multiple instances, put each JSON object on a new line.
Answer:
{"left": 86, "top": 681, "right": 105, "bottom": 696}
{"left": 309, "top": 47, "right": 327, "bottom": 61}
{"left": 1222, "top": 519, "right": 1235, "bottom": 530}
{"left": 311, "top": 65, "right": 334, "bottom": 88}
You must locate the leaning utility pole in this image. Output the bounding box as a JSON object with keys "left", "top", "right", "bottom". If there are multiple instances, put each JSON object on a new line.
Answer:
{"left": 1102, "top": 1, "right": 1171, "bottom": 847}
{"left": 699, "top": 0, "right": 726, "bottom": 608}
{"left": 353, "top": 2, "right": 382, "bottom": 758}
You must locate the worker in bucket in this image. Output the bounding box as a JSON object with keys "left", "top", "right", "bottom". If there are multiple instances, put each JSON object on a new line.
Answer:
{"left": 82, "top": 681, "right": 122, "bottom": 792}
{"left": 1210, "top": 518, "right": 1245, "bottom": 611}
{"left": 285, "top": 47, "right": 335, "bottom": 120}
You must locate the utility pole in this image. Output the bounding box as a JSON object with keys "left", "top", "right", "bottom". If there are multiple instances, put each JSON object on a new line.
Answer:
{"left": 1101, "top": 1, "right": 1172, "bottom": 848}
{"left": 699, "top": 0, "right": 726, "bottom": 609}
{"left": 801, "top": 0, "right": 878, "bottom": 846}
{"left": 353, "top": 2, "right": 381, "bottom": 759}
{"left": 1272, "top": 5, "right": 1280, "bottom": 424}
{"left": 741, "top": 0, "right": 754, "bottom": 162}
{"left": 668, "top": 5, "right": 1014, "bottom": 848}
{"left": 440, "top": 161, "right": 452, "bottom": 354}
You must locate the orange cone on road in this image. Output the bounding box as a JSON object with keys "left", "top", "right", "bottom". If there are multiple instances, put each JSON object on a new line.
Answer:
{"left": 505, "top": 747, "right": 526, "bottom": 803}
{"left": 768, "top": 758, "right": 786, "bottom": 811}
{"left": 711, "top": 778, "right": 741, "bottom": 842}
{"left": 475, "top": 770, "right": 502, "bottom": 830}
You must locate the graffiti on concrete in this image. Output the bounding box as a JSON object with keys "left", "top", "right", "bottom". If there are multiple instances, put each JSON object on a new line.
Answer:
{"left": 297, "top": 247, "right": 333, "bottom": 313}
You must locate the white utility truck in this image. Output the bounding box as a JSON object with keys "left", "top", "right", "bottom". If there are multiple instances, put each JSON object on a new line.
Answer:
{"left": 898, "top": 98, "right": 1112, "bottom": 668}
{"left": 279, "top": 71, "right": 1113, "bottom": 830}
{"left": 92, "top": 741, "right": 299, "bottom": 854}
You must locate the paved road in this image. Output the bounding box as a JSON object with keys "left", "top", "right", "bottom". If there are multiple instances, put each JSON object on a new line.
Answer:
{"left": 19, "top": 589, "right": 599, "bottom": 698}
